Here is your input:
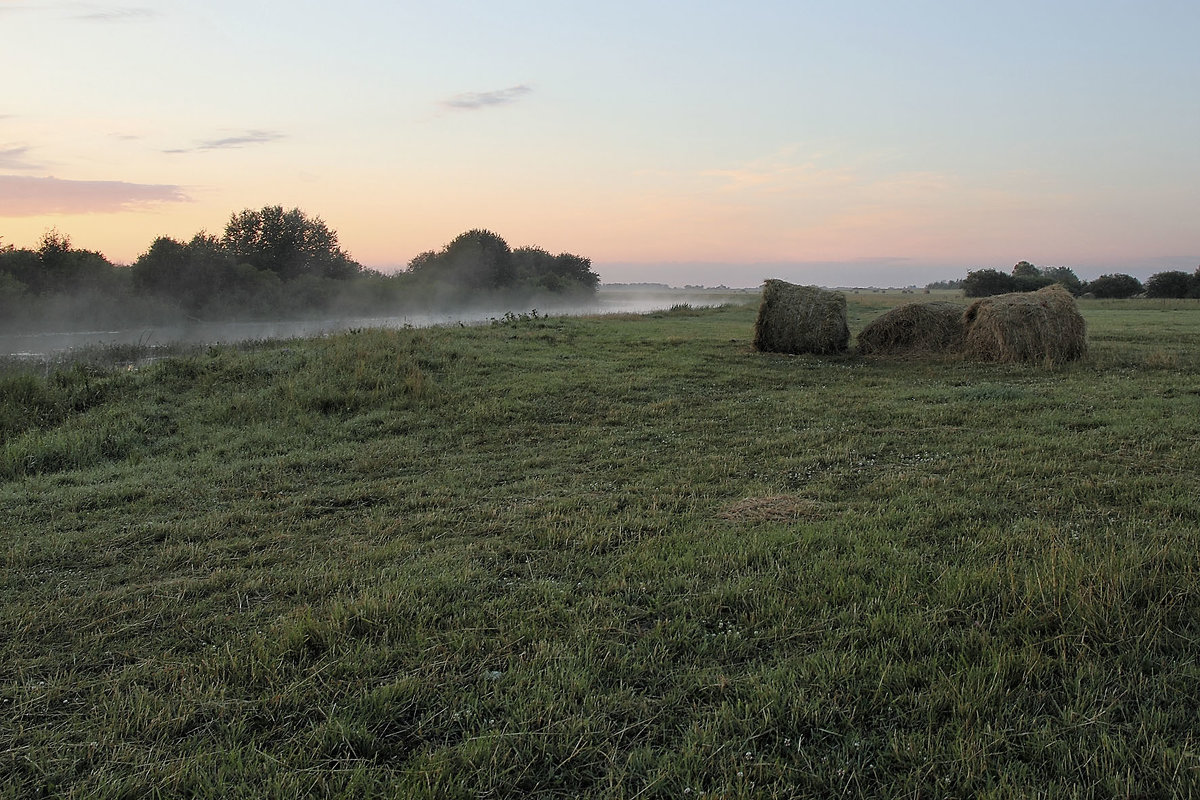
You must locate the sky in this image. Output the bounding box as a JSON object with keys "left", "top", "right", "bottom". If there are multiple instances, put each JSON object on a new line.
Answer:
{"left": 2, "top": 0, "right": 1198, "bottom": 287}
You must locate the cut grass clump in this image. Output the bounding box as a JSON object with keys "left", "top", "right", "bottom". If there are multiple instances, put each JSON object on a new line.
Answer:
{"left": 719, "top": 495, "right": 825, "bottom": 523}
{"left": 962, "top": 284, "right": 1087, "bottom": 364}
{"left": 856, "top": 300, "right": 966, "bottom": 357}
{"left": 753, "top": 279, "right": 849, "bottom": 355}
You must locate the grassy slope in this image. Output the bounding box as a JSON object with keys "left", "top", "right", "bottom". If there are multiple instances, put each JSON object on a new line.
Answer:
{"left": 2, "top": 298, "right": 1198, "bottom": 798}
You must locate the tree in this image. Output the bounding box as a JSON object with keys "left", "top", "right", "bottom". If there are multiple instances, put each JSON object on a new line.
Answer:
{"left": 1040, "top": 266, "right": 1084, "bottom": 295}
{"left": 0, "top": 230, "right": 119, "bottom": 295}
{"left": 0, "top": 247, "right": 41, "bottom": 294}
{"left": 407, "top": 229, "right": 516, "bottom": 291}
{"left": 1144, "top": 270, "right": 1192, "bottom": 299}
{"left": 132, "top": 233, "right": 242, "bottom": 312}
{"left": 1086, "top": 273, "right": 1142, "bottom": 298}
{"left": 222, "top": 206, "right": 360, "bottom": 281}
{"left": 512, "top": 246, "right": 600, "bottom": 293}
{"left": 962, "top": 268, "right": 1017, "bottom": 297}
{"left": 1012, "top": 261, "right": 1039, "bottom": 278}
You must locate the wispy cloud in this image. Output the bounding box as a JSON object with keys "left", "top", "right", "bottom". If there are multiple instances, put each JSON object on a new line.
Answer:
{"left": 0, "top": 175, "right": 190, "bottom": 216}
{"left": 0, "top": 146, "right": 43, "bottom": 171}
{"left": 442, "top": 85, "right": 533, "bottom": 111}
{"left": 166, "top": 129, "right": 285, "bottom": 154}
{"left": 0, "top": 3, "right": 157, "bottom": 20}
{"left": 70, "top": 6, "right": 158, "bottom": 22}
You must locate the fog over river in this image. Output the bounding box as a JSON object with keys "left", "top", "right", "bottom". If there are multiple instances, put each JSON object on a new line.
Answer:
{"left": 1, "top": 288, "right": 753, "bottom": 359}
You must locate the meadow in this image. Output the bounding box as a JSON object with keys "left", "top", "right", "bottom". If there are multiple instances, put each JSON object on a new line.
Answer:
{"left": 1, "top": 294, "right": 1198, "bottom": 798}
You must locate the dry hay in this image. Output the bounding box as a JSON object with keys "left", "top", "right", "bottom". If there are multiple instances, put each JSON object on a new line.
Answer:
{"left": 719, "top": 495, "right": 825, "bottom": 523}
{"left": 962, "top": 284, "right": 1087, "bottom": 363}
{"left": 753, "top": 280, "right": 849, "bottom": 355}
{"left": 856, "top": 301, "right": 966, "bottom": 357}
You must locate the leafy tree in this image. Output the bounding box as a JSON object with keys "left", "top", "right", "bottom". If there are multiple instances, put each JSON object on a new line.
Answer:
{"left": 1191, "top": 267, "right": 1200, "bottom": 299}
{"left": 408, "top": 229, "right": 516, "bottom": 291}
{"left": 1004, "top": 260, "right": 1056, "bottom": 292}
{"left": 512, "top": 246, "right": 599, "bottom": 293}
{"left": 0, "top": 247, "right": 41, "bottom": 294}
{"left": 1144, "top": 270, "right": 1192, "bottom": 299}
{"left": 1085, "top": 273, "right": 1142, "bottom": 298}
{"left": 132, "top": 233, "right": 242, "bottom": 313}
{"left": 924, "top": 278, "right": 964, "bottom": 290}
{"left": 0, "top": 230, "right": 119, "bottom": 295}
{"left": 1040, "top": 266, "right": 1084, "bottom": 295}
{"left": 0, "top": 270, "right": 28, "bottom": 312}
{"left": 222, "top": 206, "right": 360, "bottom": 281}
{"left": 962, "top": 268, "right": 1017, "bottom": 297}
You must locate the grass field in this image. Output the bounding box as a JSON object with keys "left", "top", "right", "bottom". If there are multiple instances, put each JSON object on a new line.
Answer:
{"left": 2, "top": 295, "right": 1198, "bottom": 798}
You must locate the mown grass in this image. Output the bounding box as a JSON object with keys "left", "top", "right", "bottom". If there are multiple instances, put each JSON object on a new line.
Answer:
{"left": 2, "top": 298, "right": 1198, "bottom": 798}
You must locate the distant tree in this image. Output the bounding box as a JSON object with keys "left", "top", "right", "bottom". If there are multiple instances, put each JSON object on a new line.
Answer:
{"left": 0, "top": 230, "right": 119, "bottom": 295}
{"left": 35, "top": 229, "right": 80, "bottom": 294}
{"left": 962, "top": 268, "right": 1017, "bottom": 297}
{"left": 0, "top": 247, "right": 41, "bottom": 294}
{"left": 132, "top": 233, "right": 243, "bottom": 313}
{"left": 1003, "top": 260, "right": 1054, "bottom": 292}
{"left": 1190, "top": 267, "right": 1200, "bottom": 299}
{"left": 1086, "top": 273, "right": 1142, "bottom": 298}
{"left": 1040, "top": 266, "right": 1084, "bottom": 295}
{"left": 512, "top": 246, "right": 600, "bottom": 293}
{"left": 1144, "top": 270, "right": 1192, "bottom": 299}
{"left": 925, "top": 278, "right": 965, "bottom": 291}
{"left": 222, "top": 206, "right": 360, "bottom": 281}
{"left": 407, "top": 229, "right": 516, "bottom": 291}
{"left": 0, "top": 270, "right": 27, "bottom": 311}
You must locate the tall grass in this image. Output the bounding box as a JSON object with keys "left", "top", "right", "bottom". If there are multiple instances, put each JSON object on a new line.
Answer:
{"left": 1, "top": 300, "right": 1197, "bottom": 797}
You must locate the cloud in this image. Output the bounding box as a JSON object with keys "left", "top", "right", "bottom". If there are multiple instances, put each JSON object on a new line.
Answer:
{"left": 0, "top": 3, "right": 157, "bottom": 20}
{"left": 165, "top": 129, "right": 285, "bottom": 154}
{"left": 69, "top": 6, "right": 157, "bottom": 22}
{"left": 442, "top": 85, "right": 533, "bottom": 111}
{"left": 0, "top": 146, "right": 43, "bottom": 171}
{"left": 0, "top": 174, "right": 190, "bottom": 216}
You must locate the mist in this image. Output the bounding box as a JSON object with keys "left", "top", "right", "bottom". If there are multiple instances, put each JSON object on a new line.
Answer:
{"left": 0, "top": 285, "right": 753, "bottom": 360}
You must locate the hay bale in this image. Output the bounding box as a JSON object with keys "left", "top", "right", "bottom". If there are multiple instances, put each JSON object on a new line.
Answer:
{"left": 856, "top": 301, "right": 966, "bottom": 356}
{"left": 961, "top": 284, "right": 1087, "bottom": 363}
{"left": 753, "top": 280, "right": 849, "bottom": 355}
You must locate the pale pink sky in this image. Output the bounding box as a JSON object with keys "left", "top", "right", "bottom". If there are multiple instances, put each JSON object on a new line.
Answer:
{"left": 2, "top": 1, "right": 1197, "bottom": 286}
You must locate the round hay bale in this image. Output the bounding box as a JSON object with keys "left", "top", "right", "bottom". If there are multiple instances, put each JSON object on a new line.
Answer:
{"left": 856, "top": 300, "right": 966, "bottom": 356}
{"left": 753, "top": 279, "right": 849, "bottom": 355}
{"left": 961, "top": 284, "right": 1087, "bottom": 363}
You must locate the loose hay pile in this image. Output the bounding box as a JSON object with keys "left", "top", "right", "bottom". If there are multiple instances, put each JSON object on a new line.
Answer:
{"left": 962, "top": 284, "right": 1087, "bottom": 363}
{"left": 719, "top": 495, "right": 825, "bottom": 523}
{"left": 856, "top": 301, "right": 966, "bottom": 357}
{"left": 753, "top": 280, "right": 849, "bottom": 355}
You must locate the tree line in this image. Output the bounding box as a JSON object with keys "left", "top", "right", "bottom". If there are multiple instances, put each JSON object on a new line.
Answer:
{"left": 945, "top": 262, "right": 1200, "bottom": 299}
{"left": 0, "top": 208, "right": 600, "bottom": 330}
